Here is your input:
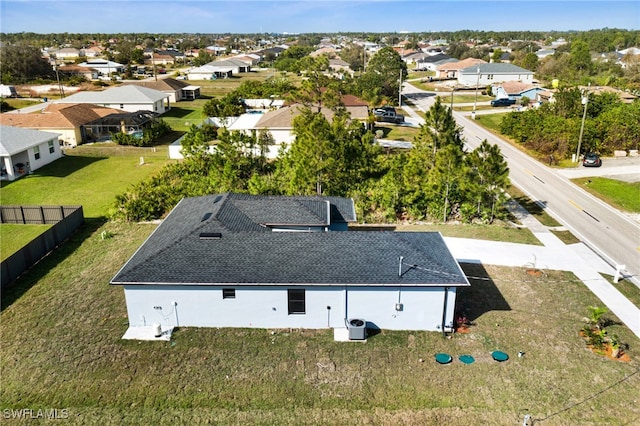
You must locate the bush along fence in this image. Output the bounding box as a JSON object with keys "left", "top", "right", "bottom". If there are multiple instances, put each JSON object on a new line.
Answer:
{"left": 1, "top": 205, "right": 84, "bottom": 291}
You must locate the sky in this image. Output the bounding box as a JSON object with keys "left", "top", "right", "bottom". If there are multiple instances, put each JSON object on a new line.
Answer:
{"left": 1, "top": 1, "right": 638, "bottom": 34}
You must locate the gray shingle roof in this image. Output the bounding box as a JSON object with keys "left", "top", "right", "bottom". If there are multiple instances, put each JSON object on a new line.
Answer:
{"left": 0, "top": 125, "right": 61, "bottom": 155}
{"left": 55, "top": 85, "right": 169, "bottom": 105}
{"left": 111, "top": 193, "right": 467, "bottom": 288}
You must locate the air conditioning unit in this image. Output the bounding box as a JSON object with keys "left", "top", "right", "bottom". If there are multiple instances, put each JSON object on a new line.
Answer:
{"left": 348, "top": 318, "right": 366, "bottom": 340}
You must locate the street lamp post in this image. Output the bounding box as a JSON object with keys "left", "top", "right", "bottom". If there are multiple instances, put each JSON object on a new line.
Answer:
{"left": 472, "top": 67, "right": 480, "bottom": 120}
{"left": 575, "top": 83, "right": 590, "bottom": 163}
{"left": 450, "top": 86, "right": 456, "bottom": 110}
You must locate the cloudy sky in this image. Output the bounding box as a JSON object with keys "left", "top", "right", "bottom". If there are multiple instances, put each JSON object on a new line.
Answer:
{"left": 1, "top": 1, "right": 638, "bottom": 34}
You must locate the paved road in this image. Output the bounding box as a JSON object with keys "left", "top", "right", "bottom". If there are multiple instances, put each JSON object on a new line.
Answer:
{"left": 401, "top": 82, "right": 640, "bottom": 285}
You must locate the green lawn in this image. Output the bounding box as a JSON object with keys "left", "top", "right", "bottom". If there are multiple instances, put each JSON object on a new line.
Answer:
{"left": 1, "top": 222, "right": 637, "bottom": 424}
{"left": 0, "top": 224, "right": 51, "bottom": 262}
{"left": 573, "top": 177, "right": 640, "bottom": 213}
{"left": 0, "top": 147, "right": 173, "bottom": 219}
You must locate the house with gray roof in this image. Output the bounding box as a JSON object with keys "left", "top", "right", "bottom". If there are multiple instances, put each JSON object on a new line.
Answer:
{"left": 54, "top": 85, "right": 170, "bottom": 114}
{"left": 111, "top": 193, "right": 469, "bottom": 339}
{"left": 1, "top": 126, "right": 62, "bottom": 181}
{"left": 458, "top": 63, "right": 534, "bottom": 87}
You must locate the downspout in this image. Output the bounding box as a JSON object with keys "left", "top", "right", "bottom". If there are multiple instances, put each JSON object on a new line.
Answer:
{"left": 441, "top": 287, "right": 449, "bottom": 337}
{"left": 343, "top": 286, "right": 348, "bottom": 328}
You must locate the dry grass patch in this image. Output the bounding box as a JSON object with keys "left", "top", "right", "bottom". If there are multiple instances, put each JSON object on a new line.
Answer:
{"left": 1, "top": 223, "right": 639, "bottom": 424}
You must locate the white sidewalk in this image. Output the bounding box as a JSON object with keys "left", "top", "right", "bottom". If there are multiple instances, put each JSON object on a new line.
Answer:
{"left": 443, "top": 203, "right": 640, "bottom": 339}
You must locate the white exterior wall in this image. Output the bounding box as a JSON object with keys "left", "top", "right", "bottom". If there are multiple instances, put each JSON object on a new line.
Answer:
{"left": 458, "top": 72, "right": 534, "bottom": 87}
{"left": 100, "top": 101, "right": 166, "bottom": 114}
{"left": 122, "top": 285, "right": 457, "bottom": 331}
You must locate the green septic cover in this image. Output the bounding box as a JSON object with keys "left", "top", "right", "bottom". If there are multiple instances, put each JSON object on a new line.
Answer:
{"left": 492, "top": 350, "right": 509, "bottom": 362}
{"left": 435, "top": 353, "right": 452, "bottom": 364}
{"left": 459, "top": 354, "right": 475, "bottom": 364}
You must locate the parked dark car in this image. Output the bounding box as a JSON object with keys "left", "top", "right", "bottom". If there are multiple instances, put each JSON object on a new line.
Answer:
{"left": 374, "top": 106, "right": 396, "bottom": 116}
{"left": 490, "top": 98, "right": 516, "bottom": 107}
{"left": 375, "top": 111, "right": 405, "bottom": 124}
{"left": 582, "top": 153, "right": 602, "bottom": 167}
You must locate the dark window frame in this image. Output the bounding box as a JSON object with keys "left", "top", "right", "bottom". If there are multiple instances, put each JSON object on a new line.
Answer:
{"left": 222, "top": 288, "right": 236, "bottom": 299}
{"left": 287, "top": 289, "right": 306, "bottom": 315}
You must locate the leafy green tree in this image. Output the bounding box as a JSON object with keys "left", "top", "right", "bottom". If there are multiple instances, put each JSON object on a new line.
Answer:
{"left": 279, "top": 108, "right": 335, "bottom": 195}
{"left": 426, "top": 144, "right": 466, "bottom": 222}
{"left": 180, "top": 124, "right": 218, "bottom": 159}
{"left": 202, "top": 94, "right": 246, "bottom": 119}
{"left": 1, "top": 43, "right": 54, "bottom": 84}
{"left": 358, "top": 46, "right": 407, "bottom": 104}
{"left": 339, "top": 43, "right": 365, "bottom": 72}
{"left": 570, "top": 40, "right": 593, "bottom": 74}
{"left": 517, "top": 52, "right": 539, "bottom": 72}
{"left": 491, "top": 48, "right": 504, "bottom": 63}
{"left": 465, "top": 140, "right": 510, "bottom": 223}
{"left": 417, "top": 96, "right": 464, "bottom": 159}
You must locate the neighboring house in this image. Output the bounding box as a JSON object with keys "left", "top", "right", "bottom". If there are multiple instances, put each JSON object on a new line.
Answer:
{"left": 147, "top": 53, "right": 175, "bottom": 66}
{"left": 187, "top": 64, "right": 234, "bottom": 80}
{"left": 252, "top": 98, "right": 368, "bottom": 157}
{"left": 110, "top": 193, "right": 469, "bottom": 336}
{"left": 414, "top": 53, "right": 455, "bottom": 71}
{"left": 54, "top": 47, "right": 82, "bottom": 60}
{"left": 0, "top": 84, "right": 18, "bottom": 98}
{"left": 170, "top": 95, "right": 368, "bottom": 160}
{"left": 54, "top": 85, "right": 171, "bottom": 114}
{"left": 535, "top": 49, "right": 556, "bottom": 60}
{"left": 328, "top": 58, "right": 353, "bottom": 76}
{"left": 492, "top": 81, "right": 543, "bottom": 102}
{"left": 0, "top": 125, "right": 63, "bottom": 181}
{"left": 58, "top": 64, "right": 99, "bottom": 81}
{"left": 457, "top": 63, "right": 534, "bottom": 87}
{"left": 435, "top": 58, "right": 486, "bottom": 79}
{"left": 125, "top": 77, "right": 201, "bottom": 102}
{"left": 232, "top": 54, "right": 261, "bottom": 66}
{"left": 0, "top": 103, "right": 123, "bottom": 147}
{"left": 83, "top": 46, "right": 103, "bottom": 58}
{"left": 78, "top": 59, "right": 124, "bottom": 75}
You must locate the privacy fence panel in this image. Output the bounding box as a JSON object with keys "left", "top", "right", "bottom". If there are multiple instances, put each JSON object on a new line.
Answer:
{"left": 1, "top": 206, "right": 84, "bottom": 291}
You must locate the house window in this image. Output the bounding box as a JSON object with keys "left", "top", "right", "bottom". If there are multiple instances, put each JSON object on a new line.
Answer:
{"left": 48, "top": 140, "right": 55, "bottom": 154}
{"left": 34, "top": 146, "right": 40, "bottom": 160}
{"left": 287, "top": 289, "right": 305, "bottom": 314}
{"left": 222, "top": 288, "right": 235, "bottom": 299}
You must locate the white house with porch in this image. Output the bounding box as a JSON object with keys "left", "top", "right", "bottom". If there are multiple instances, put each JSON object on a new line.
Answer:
{"left": 0, "top": 126, "right": 63, "bottom": 181}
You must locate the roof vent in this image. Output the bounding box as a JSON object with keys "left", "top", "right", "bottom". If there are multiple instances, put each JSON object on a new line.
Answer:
{"left": 199, "top": 232, "right": 222, "bottom": 240}
{"left": 201, "top": 212, "right": 212, "bottom": 222}
{"left": 213, "top": 195, "right": 223, "bottom": 203}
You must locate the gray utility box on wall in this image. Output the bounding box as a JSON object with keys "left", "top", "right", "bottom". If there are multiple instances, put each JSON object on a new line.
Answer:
{"left": 348, "top": 318, "right": 366, "bottom": 340}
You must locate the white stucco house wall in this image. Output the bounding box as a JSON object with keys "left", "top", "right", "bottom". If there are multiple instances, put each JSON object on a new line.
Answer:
{"left": 458, "top": 63, "right": 534, "bottom": 87}
{"left": 77, "top": 59, "right": 124, "bottom": 75}
{"left": 1, "top": 126, "right": 63, "bottom": 181}
{"left": 53, "top": 85, "right": 170, "bottom": 115}
{"left": 110, "top": 193, "right": 470, "bottom": 339}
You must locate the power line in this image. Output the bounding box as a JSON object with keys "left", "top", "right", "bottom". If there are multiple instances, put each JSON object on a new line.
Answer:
{"left": 532, "top": 368, "right": 640, "bottom": 424}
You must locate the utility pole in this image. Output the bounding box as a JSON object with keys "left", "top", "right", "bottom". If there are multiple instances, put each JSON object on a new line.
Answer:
{"left": 575, "top": 83, "right": 590, "bottom": 163}
{"left": 398, "top": 68, "right": 403, "bottom": 107}
{"left": 472, "top": 67, "right": 480, "bottom": 120}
